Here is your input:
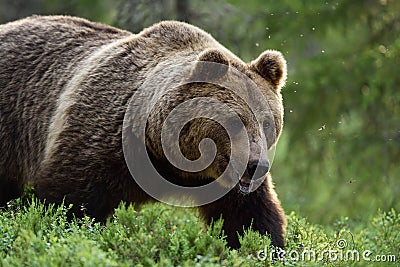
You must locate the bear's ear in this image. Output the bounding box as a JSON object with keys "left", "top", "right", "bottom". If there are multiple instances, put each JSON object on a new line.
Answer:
{"left": 192, "top": 48, "right": 230, "bottom": 80}
{"left": 198, "top": 48, "right": 229, "bottom": 66}
{"left": 250, "top": 50, "right": 287, "bottom": 90}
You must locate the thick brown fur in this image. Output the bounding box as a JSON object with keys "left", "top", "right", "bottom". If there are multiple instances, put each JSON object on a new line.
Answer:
{"left": 0, "top": 15, "right": 286, "bottom": 248}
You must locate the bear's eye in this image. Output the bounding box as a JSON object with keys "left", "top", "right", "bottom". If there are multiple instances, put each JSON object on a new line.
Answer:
{"left": 263, "top": 121, "right": 271, "bottom": 132}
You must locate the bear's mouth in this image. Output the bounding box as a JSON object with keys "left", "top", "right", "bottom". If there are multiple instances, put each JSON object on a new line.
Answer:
{"left": 236, "top": 176, "right": 265, "bottom": 195}
{"left": 237, "top": 179, "right": 251, "bottom": 195}
{"left": 226, "top": 161, "right": 266, "bottom": 195}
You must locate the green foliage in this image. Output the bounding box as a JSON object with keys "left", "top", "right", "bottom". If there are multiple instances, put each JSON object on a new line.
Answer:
{"left": 0, "top": 0, "right": 116, "bottom": 24}
{"left": 0, "top": 199, "right": 399, "bottom": 266}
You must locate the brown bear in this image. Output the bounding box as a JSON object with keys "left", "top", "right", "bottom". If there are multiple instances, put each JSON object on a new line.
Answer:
{"left": 0, "top": 15, "right": 287, "bottom": 248}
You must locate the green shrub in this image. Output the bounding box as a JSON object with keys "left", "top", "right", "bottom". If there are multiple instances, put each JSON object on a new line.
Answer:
{"left": 0, "top": 198, "right": 398, "bottom": 266}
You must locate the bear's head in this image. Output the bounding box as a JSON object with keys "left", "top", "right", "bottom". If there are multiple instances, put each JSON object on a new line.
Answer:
{"left": 142, "top": 48, "right": 286, "bottom": 197}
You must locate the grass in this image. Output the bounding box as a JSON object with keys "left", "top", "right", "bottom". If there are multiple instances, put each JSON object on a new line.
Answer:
{"left": 0, "top": 197, "right": 399, "bottom": 267}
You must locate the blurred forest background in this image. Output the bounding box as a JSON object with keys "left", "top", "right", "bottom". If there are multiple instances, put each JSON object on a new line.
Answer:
{"left": 0, "top": 0, "right": 398, "bottom": 225}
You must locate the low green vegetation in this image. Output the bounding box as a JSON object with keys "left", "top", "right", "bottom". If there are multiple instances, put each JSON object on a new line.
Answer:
{"left": 0, "top": 198, "right": 398, "bottom": 267}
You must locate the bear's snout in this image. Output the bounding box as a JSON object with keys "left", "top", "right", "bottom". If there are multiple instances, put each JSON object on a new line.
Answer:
{"left": 247, "top": 159, "right": 270, "bottom": 180}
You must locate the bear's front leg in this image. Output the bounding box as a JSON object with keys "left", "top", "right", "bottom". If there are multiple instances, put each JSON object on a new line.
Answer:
{"left": 199, "top": 176, "right": 286, "bottom": 249}
{"left": 32, "top": 150, "right": 132, "bottom": 222}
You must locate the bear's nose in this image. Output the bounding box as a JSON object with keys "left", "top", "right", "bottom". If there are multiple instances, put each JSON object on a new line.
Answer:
{"left": 247, "top": 160, "right": 270, "bottom": 179}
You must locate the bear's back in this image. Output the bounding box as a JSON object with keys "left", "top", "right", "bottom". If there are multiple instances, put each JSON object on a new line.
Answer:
{"left": 0, "top": 16, "right": 131, "bottom": 178}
